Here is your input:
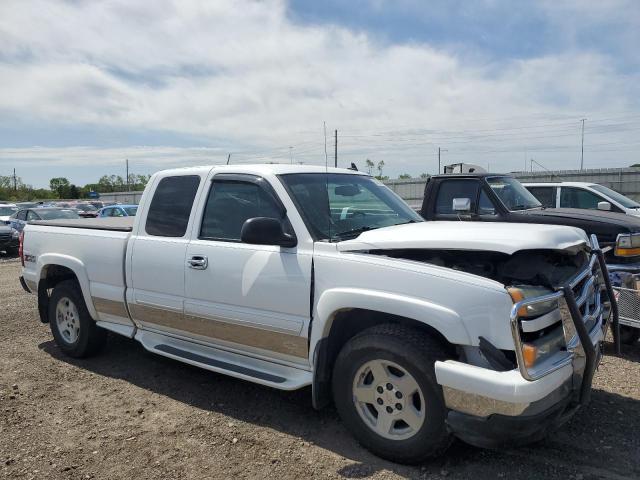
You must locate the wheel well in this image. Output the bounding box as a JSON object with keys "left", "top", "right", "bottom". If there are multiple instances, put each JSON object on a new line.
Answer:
{"left": 37, "top": 265, "right": 79, "bottom": 324}
{"left": 312, "top": 308, "right": 457, "bottom": 410}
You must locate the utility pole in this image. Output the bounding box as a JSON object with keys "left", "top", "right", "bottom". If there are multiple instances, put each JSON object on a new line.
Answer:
{"left": 226, "top": 153, "right": 231, "bottom": 165}
{"left": 289, "top": 146, "right": 293, "bottom": 164}
{"left": 126, "top": 159, "right": 129, "bottom": 191}
{"left": 580, "top": 118, "right": 586, "bottom": 170}
{"left": 13, "top": 168, "right": 17, "bottom": 191}
{"left": 334, "top": 129, "right": 338, "bottom": 168}
{"left": 438, "top": 148, "right": 447, "bottom": 174}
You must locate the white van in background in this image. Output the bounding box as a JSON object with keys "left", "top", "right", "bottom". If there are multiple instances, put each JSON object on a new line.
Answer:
{"left": 523, "top": 182, "right": 640, "bottom": 216}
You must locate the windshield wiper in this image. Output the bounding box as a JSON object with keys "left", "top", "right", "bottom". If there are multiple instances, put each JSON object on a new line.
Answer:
{"left": 332, "top": 220, "right": 418, "bottom": 241}
{"left": 332, "top": 225, "right": 376, "bottom": 241}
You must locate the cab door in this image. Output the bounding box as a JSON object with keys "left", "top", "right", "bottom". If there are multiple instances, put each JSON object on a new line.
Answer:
{"left": 183, "top": 173, "right": 312, "bottom": 364}
{"left": 128, "top": 174, "right": 204, "bottom": 333}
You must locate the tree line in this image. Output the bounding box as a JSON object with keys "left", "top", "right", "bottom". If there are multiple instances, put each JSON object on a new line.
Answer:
{"left": 0, "top": 173, "right": 151, "bottom": 202}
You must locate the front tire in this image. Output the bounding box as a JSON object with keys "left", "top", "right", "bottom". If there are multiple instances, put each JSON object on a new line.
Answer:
{"left": 49, "top": 280, "right": 107, "bottom": 358}
{"left": 332, "top": 324, "right": 452, "bottom": 464}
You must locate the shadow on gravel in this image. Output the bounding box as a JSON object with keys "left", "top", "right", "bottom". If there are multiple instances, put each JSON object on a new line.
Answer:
{"left": 39, "top": 335, "right": 640, "bottom": 479}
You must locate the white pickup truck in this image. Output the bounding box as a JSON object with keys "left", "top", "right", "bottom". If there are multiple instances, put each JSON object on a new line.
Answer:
{"left": 19, "top": 165, "right": 612, "bottom": 464}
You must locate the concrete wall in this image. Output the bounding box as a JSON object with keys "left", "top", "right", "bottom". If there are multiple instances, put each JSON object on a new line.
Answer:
{"left": 98, "top": 191, "right": 145, "bottom": 204}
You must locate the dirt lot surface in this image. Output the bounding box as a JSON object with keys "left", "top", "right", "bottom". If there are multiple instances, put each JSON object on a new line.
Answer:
{"left": 1, "top": 256, "right": 639, "bottom": 480}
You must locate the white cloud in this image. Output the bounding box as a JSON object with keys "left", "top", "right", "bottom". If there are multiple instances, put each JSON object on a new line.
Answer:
{"left": 0, "top": 0, "right": 639, "bottom": 181}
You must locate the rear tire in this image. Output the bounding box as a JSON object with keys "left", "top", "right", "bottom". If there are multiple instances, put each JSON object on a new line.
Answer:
{"left": 332, "top": 324, "right": 452, "bottom": 464}
{"left": 620, "top": 326, "right": 640, "bottom": 345}
{"left": 49, "top": 280, "right": 106, "bottom": 358}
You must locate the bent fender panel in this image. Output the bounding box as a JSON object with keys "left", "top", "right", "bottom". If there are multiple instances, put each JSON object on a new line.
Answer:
{"left": 310, "top": 288, "right": 472, "bottom": 361}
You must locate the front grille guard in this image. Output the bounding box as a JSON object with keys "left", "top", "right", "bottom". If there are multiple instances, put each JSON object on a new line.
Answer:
{"left": 509, "top": 235, "right": 620, "bottom": 402}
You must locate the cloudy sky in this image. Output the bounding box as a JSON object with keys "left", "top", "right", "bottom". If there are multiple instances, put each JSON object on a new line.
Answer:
{"left": 1, "top": 0, "right": 639, "bottom": 187}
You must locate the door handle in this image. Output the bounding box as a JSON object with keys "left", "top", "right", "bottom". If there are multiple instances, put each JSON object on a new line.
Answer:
{"left": 187, "top": 255, "right": 208, "bottom": 270}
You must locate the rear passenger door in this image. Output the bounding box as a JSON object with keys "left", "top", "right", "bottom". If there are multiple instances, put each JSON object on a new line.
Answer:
{"left": 128, "top": 174, "right": 204, "bottom": 333}
{"left": 183, "top": 173, "right": 312, "bottom": 364}
{"left": 559, "top": 187, "right": 601, "bottom": 210}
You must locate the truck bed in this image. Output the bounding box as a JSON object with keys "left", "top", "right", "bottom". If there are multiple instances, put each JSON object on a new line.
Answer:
{"left": 31, "top": 217, "right": 134, "bottom": 232}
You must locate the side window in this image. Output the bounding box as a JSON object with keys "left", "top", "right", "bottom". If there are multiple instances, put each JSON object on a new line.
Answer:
{"left": 560, "top": 187, "right": 601, "bottom": 210}
{"left": 101, "top": 208, "right": 112, "bottom": 217}
{"left": 27, "top": 211, "right": 39, "bottom": 221}
{"left": 478, "top": 189, "right": 497, "bottom": 215}
{"left": 200, "top": 179, "right": 283, "bottom": 241}
{"left": 435, "top": 180, "right": 479, "bottom": 215}
{"left": 17, "top": 210, "right": 27, "bottom": 221}
{"left": 527, "top": 187, "right": 556, "bottom": 208}
{"left": 112, "top": 208, "right": 124, "bottom": 217}
{"left": 145, "top": 175, "right": 200, "bottom": 237}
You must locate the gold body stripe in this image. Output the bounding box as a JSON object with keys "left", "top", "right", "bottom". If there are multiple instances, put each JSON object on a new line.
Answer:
{"left": 92, "top": 297, "right": 129, "bottom": 318}
{"left": 129, "top": 303, "right": 308, "bottom": 359}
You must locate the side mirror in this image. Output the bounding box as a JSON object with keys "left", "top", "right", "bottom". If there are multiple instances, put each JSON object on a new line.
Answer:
{"left": 597, "top": 201, "right": 611, "bottom": 211}
{"left": 240, "top": 217, "right": 297, "bottom": 248}
{"left": 452, "top": 198, "right": 471, "bottom": 212}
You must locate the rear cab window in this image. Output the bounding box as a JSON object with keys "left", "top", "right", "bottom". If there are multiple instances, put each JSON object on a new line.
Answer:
{"left": 145, "top": 175, "right": 201, "bottom": 237}
{"left": 434, "top": 179, "right": 480, "bottom": 216}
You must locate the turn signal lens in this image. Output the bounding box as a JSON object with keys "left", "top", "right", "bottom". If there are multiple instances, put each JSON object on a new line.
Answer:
{"left": 507, "top": 287, "right": 528, "bottom": 317}
{"left": 522, "top": 344, "right": 538, "bottom": 368}
{"left": 19, "top": 231, "right": 24, "bottom": 267}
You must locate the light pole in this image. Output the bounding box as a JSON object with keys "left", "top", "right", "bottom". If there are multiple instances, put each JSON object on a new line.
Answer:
{"left": 580, "top": 118, "right": 586, "bottom": 170}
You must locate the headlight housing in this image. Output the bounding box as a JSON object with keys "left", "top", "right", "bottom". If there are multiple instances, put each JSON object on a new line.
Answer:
{"left": 507, "top": 285, "right": 567, "bottom": 374}
{"left": 507, "top": 286, "right": 558, "bottom": 318}
{"left": 615, "top": 233, "right": 640, "bottom": 256}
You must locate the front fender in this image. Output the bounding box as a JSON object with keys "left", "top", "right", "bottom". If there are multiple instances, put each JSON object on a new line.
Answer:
{"left": 311, "top": 287, "right": 472, "bottom": 360}
{"left": 37, "top": 253, "right": 98, "bottom": 319}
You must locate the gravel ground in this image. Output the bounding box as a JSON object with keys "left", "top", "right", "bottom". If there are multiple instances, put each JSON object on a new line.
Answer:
{"left": 1, "top": 254, "right": 639, "bottom": 480}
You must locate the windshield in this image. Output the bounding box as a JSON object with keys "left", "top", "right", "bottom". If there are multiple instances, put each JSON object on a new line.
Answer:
{"left": 280, "top": 173, "right": 422, "bottom": 241}
{"left": 0, "top": 207, "right": 17, "bottom": 216}
{"left": 486, "top": 176, "right": 542, "bottom": 211}
{"left": 37, "top": 209, "right": 80, "bottom": 220}
{"left": 590, "top": 184, "right": 640, "bottom": 209}
{"left": 124, "top": 206, "right": 138, "bottom": 216}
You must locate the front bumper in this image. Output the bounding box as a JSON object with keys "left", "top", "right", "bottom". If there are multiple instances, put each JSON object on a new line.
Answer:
{"left": 0, "top": 237, "right": 19, "bottom": 250}
{"left": 435, "top": 235, "right": 612, "bottom": 447}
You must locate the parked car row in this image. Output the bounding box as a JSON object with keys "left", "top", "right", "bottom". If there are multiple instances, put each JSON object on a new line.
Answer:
{"left": 18, "top": 164, "right": 618, "bottom": 463}
{"left": 0, "top": 201, "right": 137, "bottom": 254}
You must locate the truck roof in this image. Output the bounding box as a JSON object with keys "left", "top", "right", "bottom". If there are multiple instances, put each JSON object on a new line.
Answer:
{"left": 431, "top": 172, "right": 511, "bottom": 179}
{"left": 155, "top": 164, "right": 367, "bottom": 178}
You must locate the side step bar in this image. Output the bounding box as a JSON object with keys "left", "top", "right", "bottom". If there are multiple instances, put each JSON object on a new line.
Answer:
{"left": 136, "top": 330, "right": 312, "bottom": 391}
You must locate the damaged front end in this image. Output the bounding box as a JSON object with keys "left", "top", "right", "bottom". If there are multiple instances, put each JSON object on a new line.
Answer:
{"left": 370, "top": 234, "right": 620, "bottom": 447}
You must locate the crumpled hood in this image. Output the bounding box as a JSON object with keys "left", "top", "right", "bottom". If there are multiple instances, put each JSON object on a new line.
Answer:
{"left": 337, "top": 221, "right": 589, "bottom": 255}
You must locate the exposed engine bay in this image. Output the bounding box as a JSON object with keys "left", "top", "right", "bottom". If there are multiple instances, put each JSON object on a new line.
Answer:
{"left": 369, "top": 247, "right": 589, "bottom": 288}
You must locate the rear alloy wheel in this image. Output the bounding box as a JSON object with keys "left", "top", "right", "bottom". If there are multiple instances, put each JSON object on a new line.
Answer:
{"left": 49, "top": 280, "right": 106, "bottom": 358}
{"left": 332, "top": 324, "right": 451, "bottom": 464}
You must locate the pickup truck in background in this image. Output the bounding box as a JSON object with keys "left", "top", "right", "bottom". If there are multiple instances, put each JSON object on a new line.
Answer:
{"left": 420, "top": 172, "right": 637, "bottom": 346}
{"left": 20, "top": 165, "right": 612, "bottom": 463}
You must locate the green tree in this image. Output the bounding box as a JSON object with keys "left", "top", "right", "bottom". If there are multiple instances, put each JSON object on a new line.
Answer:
{"left": 398, "top": 173, "right": 412, "bottom": 180}
{"left": 419, "top": 173, "right": 429, "bottom": 179}
{"left": 49, "top": 177, "right": 70, "bottom": 198}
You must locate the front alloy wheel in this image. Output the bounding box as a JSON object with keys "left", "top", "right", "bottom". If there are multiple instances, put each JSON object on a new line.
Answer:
{"left": 352, "top": 359, "right": 425, "bottom": 440}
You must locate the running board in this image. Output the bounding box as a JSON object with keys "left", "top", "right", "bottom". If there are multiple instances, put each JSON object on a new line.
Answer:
{"left": 135, "top": 330, "right": 312, "bottom": 391}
